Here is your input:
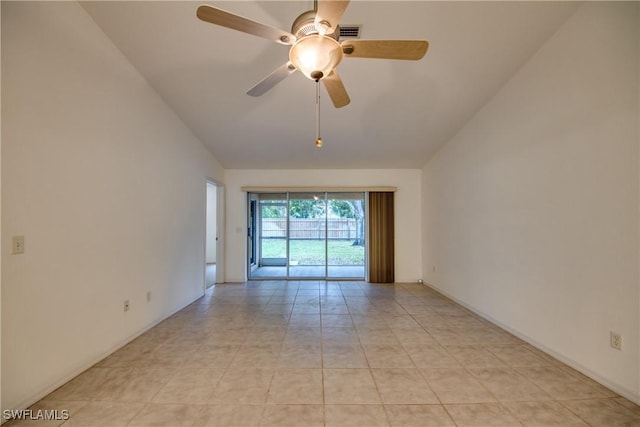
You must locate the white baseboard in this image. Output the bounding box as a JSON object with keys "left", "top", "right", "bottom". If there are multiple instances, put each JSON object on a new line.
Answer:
{"left": 2, "top": 291, "right": 205, "bottom": 423}
{"left": 424, "top": 282, "right": 640, "bottom": 405}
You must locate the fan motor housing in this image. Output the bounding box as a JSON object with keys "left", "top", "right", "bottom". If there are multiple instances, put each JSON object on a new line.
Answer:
{"left": 291, "top": 10, "right": 339, "bottom": 41}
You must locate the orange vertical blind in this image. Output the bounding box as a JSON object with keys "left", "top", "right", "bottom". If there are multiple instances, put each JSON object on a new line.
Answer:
{"left": 368, "top": 192, "right": 394, "bottom": 283}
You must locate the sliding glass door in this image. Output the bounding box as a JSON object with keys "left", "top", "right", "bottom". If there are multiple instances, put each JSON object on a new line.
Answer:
{"left": 250, "top": 193, "right": 288, "bottom": 278}
{"left": 248, "top": 191, "right": 365, "bottom": 280}
{"left": 288, "top": 193, "right": 326, "bottom": 278}
{"left": 327, "top": 193, "right": 365, "bottom": 278}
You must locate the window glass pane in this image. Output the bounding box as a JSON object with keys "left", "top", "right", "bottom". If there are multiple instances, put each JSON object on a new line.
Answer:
{"left": 253, "top": 193, "right": 288, "bottom": 278}
{"left": 288, "top": 194, "right": 326, "bottom": 278}
{"left": 327, "top": 192, "right": 365, "bottom": 278}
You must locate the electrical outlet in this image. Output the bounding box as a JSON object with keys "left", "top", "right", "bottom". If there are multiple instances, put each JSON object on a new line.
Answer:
{"left": 146, "top": 291, "right": 151, "bottom": 302}
{"left": 12, "top": 236, "right": 25, "bottom": 254}
{"left": 610, "top": 331, "right": 622, "bottom": 351}
{"left": 124, "top": 300, "right": 130, "bottom": 312}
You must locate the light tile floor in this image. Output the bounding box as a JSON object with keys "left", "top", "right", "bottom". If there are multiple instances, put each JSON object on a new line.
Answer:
{"left": 7, "top": 281, "right": 640, "bottom": 426}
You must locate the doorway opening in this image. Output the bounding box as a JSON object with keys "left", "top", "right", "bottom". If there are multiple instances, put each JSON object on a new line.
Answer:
{"left": 206, "top": 181, "right": 224, "bottom": 288}
{"left": 247, "top": 192, "right": 366, "bottom": 280}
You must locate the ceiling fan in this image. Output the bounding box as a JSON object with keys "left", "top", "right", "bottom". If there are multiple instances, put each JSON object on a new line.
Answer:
{"left": 197, "top": 1, "right": 429, "bottom": 108}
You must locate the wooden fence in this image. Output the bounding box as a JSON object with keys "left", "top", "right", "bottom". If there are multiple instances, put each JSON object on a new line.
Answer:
{"left": 261, "top": 218, "right": 359, "bottom": 240}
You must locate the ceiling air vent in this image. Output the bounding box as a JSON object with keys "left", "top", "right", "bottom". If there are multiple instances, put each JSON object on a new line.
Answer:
{"left": 339, "top": 25, "right": 361, "bottom": 39}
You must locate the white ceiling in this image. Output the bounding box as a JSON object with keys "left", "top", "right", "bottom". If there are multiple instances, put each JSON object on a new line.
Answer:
{"left": 81, "top": 1, "right": 579, "bottom": 169}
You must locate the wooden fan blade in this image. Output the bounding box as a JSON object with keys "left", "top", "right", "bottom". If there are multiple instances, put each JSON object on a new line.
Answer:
{"left": 247, "top": 62, "right": 297, "bottom": 97}
{"left": 342, "top": 40, "right": 429, "bottom": 60}
{"left": 315, "top": 0, "right": 350, "bottom": 34}
{"left": 197, "top": 5, "right": 295, "bottom": 45}
{"left": 323, "top": 70, "right": 350, "bottom": 108}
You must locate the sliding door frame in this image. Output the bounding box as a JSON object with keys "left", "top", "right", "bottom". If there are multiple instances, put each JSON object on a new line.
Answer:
{"left": 247, "top": 190, "right": 369, "bottom": 281}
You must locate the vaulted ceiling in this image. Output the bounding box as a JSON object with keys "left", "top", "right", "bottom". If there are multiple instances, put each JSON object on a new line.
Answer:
{"left": 81, "top": 1, "right": 579, "bottom": 169}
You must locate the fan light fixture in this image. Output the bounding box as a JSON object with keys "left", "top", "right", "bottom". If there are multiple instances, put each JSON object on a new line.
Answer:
{"left": 196, "top": 1, "right": 429, "bottom": 109}
{"left": 289, "top": 35, "right": 343, "bottom": 81}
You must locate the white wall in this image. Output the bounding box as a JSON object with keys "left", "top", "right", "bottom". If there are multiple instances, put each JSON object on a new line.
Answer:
{"left": 206, "top": 182, "right": 217, "bottom": 264}
{"left": 1, "top": 2, "right": 224, "bottom": 411}
{"left": 422, "top": 2, "right": 639, "bottom": 401}
{"left": 0, "top": 1, "right": 3, "bottom": 411}
{"left": 225, "top": 169, "right": 422, "bottom": 283}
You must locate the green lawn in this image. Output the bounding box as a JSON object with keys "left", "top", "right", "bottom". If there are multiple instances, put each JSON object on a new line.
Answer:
{"left": 261, "top": 239, "right": 364, "bottom": 265}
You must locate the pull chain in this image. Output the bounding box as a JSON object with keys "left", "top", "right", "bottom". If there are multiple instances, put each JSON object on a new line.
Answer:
{"left": 315, "top": 81, "right": 323, "bottom": 147}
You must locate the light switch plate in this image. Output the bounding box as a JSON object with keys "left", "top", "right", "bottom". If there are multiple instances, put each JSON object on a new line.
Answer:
{"left": 12, "top": 236, "right": 25, "bottom": 254}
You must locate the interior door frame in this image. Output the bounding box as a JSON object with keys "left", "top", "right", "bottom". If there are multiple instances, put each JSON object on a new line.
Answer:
{"left": 204, "top": 179, "right": 225, "bottom": 289}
